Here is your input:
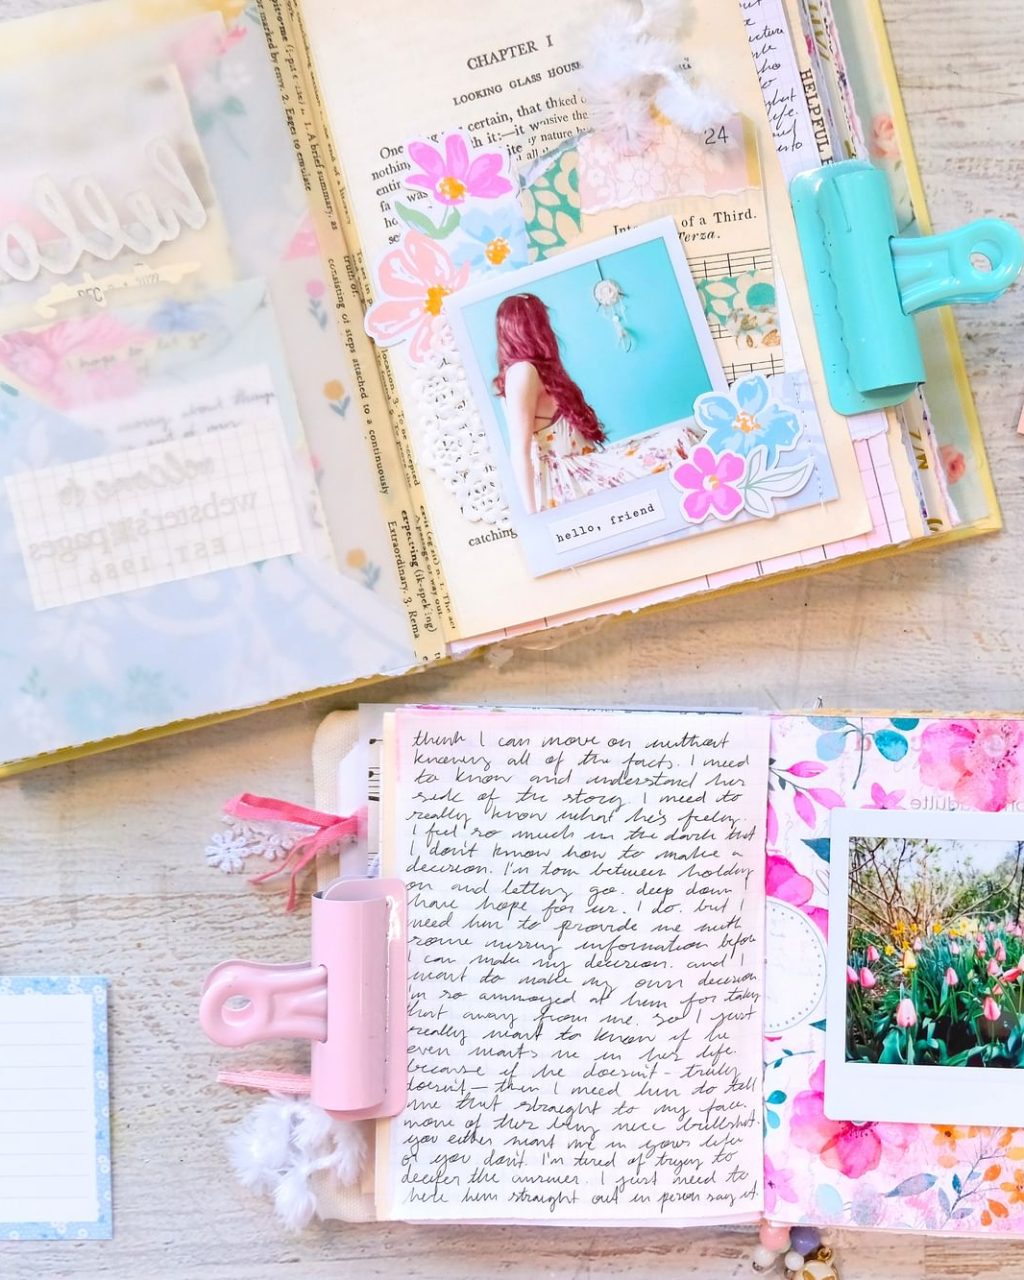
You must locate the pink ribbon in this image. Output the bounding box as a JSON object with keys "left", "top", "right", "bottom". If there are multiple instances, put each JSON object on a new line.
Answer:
{"left": 217, "top": 1068, "right": 311, "bottom": 1095}
{"left": 224, "top": 793, "right": 361, "bottom": 912}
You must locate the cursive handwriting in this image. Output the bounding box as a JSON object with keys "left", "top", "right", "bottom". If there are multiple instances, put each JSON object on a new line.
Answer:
{"left": 388, "top": 709, "right": 770, "bottom": 1222}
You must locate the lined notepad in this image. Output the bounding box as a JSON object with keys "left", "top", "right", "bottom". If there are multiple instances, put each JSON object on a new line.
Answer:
{"left": 0, "top": 977, "right": 112, "bottom": 1240}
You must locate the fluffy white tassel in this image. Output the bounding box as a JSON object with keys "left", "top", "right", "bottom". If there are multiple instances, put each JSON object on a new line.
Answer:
{"left": 326, "top": 1118, "right": 367, "bottom": 1185}
{"left": 273, "top": 1164, "right": 320, "bottom": 1232}
{"left": 228, "top": 1098, "right": 295, "bottom": 1194}
{"left": 578, "top": 0, "right": 731, "bottom": 153}
{"left": 227, "top": 1096, "right": 368, "bottom": 1231}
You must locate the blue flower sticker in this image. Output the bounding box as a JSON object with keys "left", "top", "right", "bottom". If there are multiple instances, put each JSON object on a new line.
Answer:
{"left": 450, "top": 204, "right": 530, "bottom": 273}
{"left": 694, "top": 374, "right": 801, "bottom": 467}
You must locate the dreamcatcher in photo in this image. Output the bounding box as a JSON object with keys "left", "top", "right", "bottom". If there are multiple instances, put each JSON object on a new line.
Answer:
{"left": 593, "top": 268, "right": 632, "bottom": 351}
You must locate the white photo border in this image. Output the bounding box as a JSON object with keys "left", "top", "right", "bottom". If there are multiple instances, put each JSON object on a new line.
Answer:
{"left": 826, "top": 807, "right": 1024, "bottom": 1129}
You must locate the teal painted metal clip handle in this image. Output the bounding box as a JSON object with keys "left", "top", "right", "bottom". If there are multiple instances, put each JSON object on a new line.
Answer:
{"left": 791, "top": 159, "right": 1024, "bottom": 416}
{"left": 893, "top": 220, "right": 1024, "bottom": 312}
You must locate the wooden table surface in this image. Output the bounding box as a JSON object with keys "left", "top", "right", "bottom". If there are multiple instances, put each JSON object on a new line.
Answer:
{"left": 2, "top": 0, "right": 1024, "bottom": 1276}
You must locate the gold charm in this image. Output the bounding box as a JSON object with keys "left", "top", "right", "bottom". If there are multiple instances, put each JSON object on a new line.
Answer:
{"left": 800, "top": 1245, "right": 839, "bottom": 1280}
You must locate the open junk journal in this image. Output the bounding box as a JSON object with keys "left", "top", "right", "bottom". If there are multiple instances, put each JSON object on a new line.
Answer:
{"left": 1, "top": 0, "right": 1020, "bottom": 772}
{"left": 203, "top": 705, "right": 1024, "bottom": 1241}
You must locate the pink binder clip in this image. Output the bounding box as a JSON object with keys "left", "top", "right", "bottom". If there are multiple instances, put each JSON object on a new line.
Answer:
{"left": 199, "top": 878, "right": 406, "bottom": 1119}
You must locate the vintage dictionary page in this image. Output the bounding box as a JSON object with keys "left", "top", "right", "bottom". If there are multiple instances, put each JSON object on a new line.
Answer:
{"left": 377, "top": 707, "right": 769, "bottom": 1224}
{"left": 298, "top": 0, "right": 872, "bottom": 639}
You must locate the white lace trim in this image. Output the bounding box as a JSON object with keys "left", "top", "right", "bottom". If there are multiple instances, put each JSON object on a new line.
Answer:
{"left": 408, "top": 324, "right": 511, "bottom": 527}
{"left": 204, "top": 815, "right": 303, "bottom": 873}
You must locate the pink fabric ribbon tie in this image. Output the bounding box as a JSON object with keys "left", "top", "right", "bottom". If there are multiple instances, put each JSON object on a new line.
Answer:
{"left": 224, "top": 792, "right": 361, "bottom": 911}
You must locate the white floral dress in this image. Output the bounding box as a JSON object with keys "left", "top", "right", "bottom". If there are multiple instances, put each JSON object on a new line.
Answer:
{"left": 531, "top": 415, "right": 690, "bottom": 510}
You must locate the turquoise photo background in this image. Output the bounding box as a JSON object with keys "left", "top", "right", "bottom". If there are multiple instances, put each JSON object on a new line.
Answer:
{"left": 460, "top": 239, "right": 714, "bottom": 446}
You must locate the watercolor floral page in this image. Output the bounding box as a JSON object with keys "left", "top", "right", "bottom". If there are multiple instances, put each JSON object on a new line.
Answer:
{"left": 764, "top": 714, "right": 1024, "bottom": 1235}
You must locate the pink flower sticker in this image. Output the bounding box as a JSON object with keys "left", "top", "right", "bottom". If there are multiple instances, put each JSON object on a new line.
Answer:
{"left": 405, "top": 134, "right": 513, "bottom": 205}
{"left": 919, "top": 719, "right": 1024, "bottom": 811}
{"left": 672, "top": 446, "right": 745, "bottom": 523}
{"left": 364, "top": 231, "right": 470, "bottom": 364}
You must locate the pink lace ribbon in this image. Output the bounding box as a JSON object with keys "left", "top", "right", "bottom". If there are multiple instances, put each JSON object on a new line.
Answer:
{"left": 224, "top": 792, "right": 361, "bottom": 912}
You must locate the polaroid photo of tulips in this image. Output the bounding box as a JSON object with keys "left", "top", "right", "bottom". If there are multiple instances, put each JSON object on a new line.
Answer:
{"left": 826, "top": 808, "right": 1024, "bottom": 1128}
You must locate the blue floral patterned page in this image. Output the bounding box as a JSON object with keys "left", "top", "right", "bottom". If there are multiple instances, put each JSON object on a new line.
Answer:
{"left": 0, "top": 977, "right": 111, "bottom": 1240}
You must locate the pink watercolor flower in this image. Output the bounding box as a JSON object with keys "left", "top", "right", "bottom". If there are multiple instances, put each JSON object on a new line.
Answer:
{"left": 0, "top": 315, "right": 144, "bottom": 409}
{"left": 913, "top": 938, "right": 923, "bottom": 952}
{"left": 950, "top": 942, "right": 961, "bottom": 956}
{"left": 945, "top": 967, "right": 959, "bottom": 987}
{"left": 364, "top": 231, "right": 470, "bottom": 363}
{"left": 866, "top": 944, "right": 880, "bottom": 964}
{"left": 1004, "top": 965, "right": 1024, "bottom": 983}
{"left": 763, "top": 1155, "right": 799, "bottom": 1214}
{"left": 790, "top": 1061, "right": 908, "bottom": 1179}
{"left": 859, "top": 967, "right": 877, "bottom": 989}
{"left": 847, "top": 965, "right": 859, "bottom": 985}
{"left": 995, "top": 940, "right": 1007, "bottom": 963}
{"left": 673, "top": 447, "right": 745, "bottom": 522}
{"left": 404, "top": 134, "right": 513, "bottom": 205}
{"left": 766, "top": 853, "right": 828, "bottom": 938}
{"left": 920, "top": 719, "right": 1024, "bottom": 812}
{"left": 865, "top": 782, "right": 905, "bottom": 809}
{"left": 285, "top": 215, "right": 320, "bottom": 261}
{"left": 939, "top": 444, "right": 966, "bottom": 485}
{"left": 895, "top": 998, "right": 917, "bottom": 1028}
{"left": 869, "top": 113, "right": 899, "bottom": 161}
{"left": 983, "top": 995, "right": 1001, "bottom": 1021}
{"left": 977, "top": 938, "right": 988, "bottom": 957}
{"left": 988, "top": 958, "right": 1003, "bottom": 977}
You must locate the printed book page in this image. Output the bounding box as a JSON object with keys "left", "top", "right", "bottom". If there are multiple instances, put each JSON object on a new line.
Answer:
{"left": 299, "top": 0, "right": 873, "bottom": 639}
{"left": 377, "top": 706, "right": 769, "bottom": 1224}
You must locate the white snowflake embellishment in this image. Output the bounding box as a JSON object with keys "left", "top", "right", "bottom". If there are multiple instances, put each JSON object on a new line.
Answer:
{"left": 204, "top": 816, "right": 303, "bottom": 874}
{"left": 205, "top": 827, "right": 249, "bottom": 873}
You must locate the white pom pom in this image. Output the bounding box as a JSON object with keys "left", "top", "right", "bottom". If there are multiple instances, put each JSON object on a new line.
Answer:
{"left": 273, "top": 1164, "right": 319, "bottom": 1232}
{"left": 293, "top": 1101, "right": 334, "bottom": 1154}
{"left": 327, "top": 1119, "right": 368, "bottom": 1186}
{"left": 637, "top": 0, "right": 693, "bottom": 42}
{"left": 227, "top": 1099, "right": 293, "bottom": 1193}
{"left": 654, "top": 75, "right": 732, "bottom": 132}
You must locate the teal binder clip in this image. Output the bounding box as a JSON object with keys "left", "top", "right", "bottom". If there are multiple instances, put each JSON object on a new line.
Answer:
{"left": 791, "top": 160, "right": 1023, "bottom": 416}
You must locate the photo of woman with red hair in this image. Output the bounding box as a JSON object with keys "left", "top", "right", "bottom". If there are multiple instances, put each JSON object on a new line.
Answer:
{"left": 493, "top": 293, "right": 642, "bottom": 513}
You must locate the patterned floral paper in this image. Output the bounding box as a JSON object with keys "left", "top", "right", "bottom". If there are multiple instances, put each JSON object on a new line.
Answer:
{"left": 764, "top": 714, "right": 1024, "bottom": 1234}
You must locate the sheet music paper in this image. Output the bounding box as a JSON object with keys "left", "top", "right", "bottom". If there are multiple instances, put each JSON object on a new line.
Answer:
{"left": 379, "top": 707, "right": 769, "bottom": 1224}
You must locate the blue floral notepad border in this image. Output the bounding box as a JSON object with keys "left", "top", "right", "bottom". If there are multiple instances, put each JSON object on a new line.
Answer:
{"left": 0, "top": 976, "right": 112, "bottom": 1241}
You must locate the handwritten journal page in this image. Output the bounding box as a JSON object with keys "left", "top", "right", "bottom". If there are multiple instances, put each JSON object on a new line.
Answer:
{"left": 378, "top": 707, "right": 769, "bottom": 1224}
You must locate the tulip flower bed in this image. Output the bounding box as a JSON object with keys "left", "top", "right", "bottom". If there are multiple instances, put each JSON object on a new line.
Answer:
{"left": 846, "top": 835, "right": 1024, "bottom": 1068}
{"left": 846, "top": 920, "right": 1024, "bottom": 1066}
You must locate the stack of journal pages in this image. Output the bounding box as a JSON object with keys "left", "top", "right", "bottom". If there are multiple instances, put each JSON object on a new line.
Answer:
{"left": 0, "top": 0, "right": 1012, "bottom": 773}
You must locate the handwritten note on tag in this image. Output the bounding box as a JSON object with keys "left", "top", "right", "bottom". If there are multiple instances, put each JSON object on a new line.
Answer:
{"left": 381, "top": 707, "right": 769, "bottom": 1223}
{"left": 742, "top": 0, "right": 817, "bottom": 180}
{"left": 6, "top": 418, "right": 301, "bottom": 609}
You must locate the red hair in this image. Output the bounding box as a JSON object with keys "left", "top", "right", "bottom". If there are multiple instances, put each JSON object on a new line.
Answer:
{"left": 492, "top": 293, "right": 604, "bottom": 444}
